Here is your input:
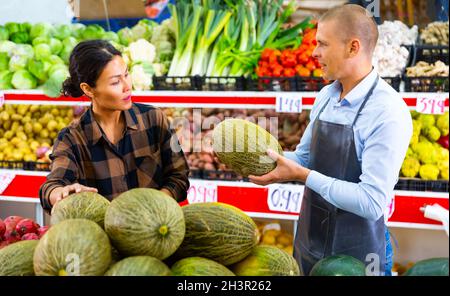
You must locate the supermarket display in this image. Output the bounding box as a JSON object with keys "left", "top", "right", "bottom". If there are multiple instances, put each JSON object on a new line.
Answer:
{"left": 401, "top": 112, "right": 449, "bottom": 180}
{"left": 0, "top": 1, "right": 449, "bottom": 278}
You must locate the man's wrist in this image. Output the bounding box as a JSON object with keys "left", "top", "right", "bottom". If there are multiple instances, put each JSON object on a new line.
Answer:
{"left": 296, "top": 166, "right": 311, "bottom": 183}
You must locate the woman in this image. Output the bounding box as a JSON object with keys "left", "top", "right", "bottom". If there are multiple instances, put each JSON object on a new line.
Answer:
{"left": 39, "top": 40, "right": 190, "bottom": 212}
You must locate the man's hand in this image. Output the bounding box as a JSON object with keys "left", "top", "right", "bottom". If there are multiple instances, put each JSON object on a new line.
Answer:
{"left": 248, "top": 149, "right": 311, "bottom": 186}
{"left": 50, "top": 183, "right": 98, "bottom": 206}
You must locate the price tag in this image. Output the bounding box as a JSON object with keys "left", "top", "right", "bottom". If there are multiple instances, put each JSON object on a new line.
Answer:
{"left": 416, "top": 94, "right": 446, "bottom": 115}
{"left": 267, "top": 184, "right": 304, "bottom": 214}
{"left": 276, "top": 93, "right": 302, "bottom": 113}
{"left": 0, "top": 173, "right": 15, "bottom": 195}
{"left": 0, "top": 91, "right": 4, "bottom": 108}
{"left": 187, "top": 180, "right": 218, "bottom": 204}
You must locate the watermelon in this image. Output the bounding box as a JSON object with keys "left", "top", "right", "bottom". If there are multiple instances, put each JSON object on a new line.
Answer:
{"left": 33, "top": 219, "right": 112, "bottom": 276}
{"left": 105, "top": 256, "right": 172, "bottom": 276}
{"left": 0, "top": 240, "right": 39, "bottom": 276}
{"left": 172, "top": 257, "right": 235, "bottom": 276}
{"left": 404, "top": 258, "right": 449, "bottom": 276}
{"left": 50, "top": 192, "right": 110, "bottom": 228}
{"left": 104, "top": 188, "right": 185, "bottom": 260}
{"left": 309, "top": 255, "right": 366, "bottom": 276}
{"left": 231, "top": 245, "right": 300, "bottom": 276}
{"left": 212, "top": 119, "right": 284, "bottom": 177}
{"left": 175, "top": 202, "right": 259, "bottom": 266}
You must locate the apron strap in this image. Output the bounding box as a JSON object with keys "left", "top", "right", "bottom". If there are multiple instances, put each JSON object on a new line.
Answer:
{"left": 351, "top": 75, "right": 379, "bottom": 127}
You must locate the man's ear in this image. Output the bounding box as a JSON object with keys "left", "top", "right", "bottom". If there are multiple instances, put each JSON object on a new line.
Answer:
{"left": 80, "top": 82, "right": 93, "bottom": 98}
{"left": 348, "top": 38, "right": 361, "bottom": 57}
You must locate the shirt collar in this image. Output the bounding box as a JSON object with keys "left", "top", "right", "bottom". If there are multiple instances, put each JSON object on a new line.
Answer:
{"left": 339, "top": 68, "right": 378, "bottom": 106}
{"left": 81, "top": 104, "right": 139, "bottom": 145}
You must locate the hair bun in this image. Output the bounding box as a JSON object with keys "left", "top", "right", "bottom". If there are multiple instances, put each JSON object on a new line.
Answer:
{"left": 62, "top": 77, "right": 84, "bottom": 98}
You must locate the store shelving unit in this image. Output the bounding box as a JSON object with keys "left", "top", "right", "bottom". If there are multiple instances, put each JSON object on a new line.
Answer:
{"left": 1, "top": 90, "right": 448, "bottom": 230}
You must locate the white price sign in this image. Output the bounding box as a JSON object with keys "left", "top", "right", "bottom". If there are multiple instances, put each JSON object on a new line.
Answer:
{"left": 267, "top": 184, "right": 304, "bottom": 213}
{"left": 0, "top": 173, "right": 15, "bottom": 195}
{"left": 187, "top": 180, "right": 218, "bottom": 204}
{"left": 276, "top": 93, "right": 302, "bottom": 113}
{"left": 0, "top": 91, "right": 4, "bottom": 108}
{"left": 416, "top": 94, "right": 446, "bottom": 115}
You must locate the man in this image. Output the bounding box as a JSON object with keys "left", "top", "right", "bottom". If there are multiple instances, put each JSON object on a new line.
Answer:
{"left": 249, "top": 4, "right": 412, "bottom": 276}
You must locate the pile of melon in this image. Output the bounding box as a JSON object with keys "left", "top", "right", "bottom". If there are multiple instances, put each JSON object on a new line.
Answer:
{"left": 0, "top": 189, "right": 300, "bottom": 276}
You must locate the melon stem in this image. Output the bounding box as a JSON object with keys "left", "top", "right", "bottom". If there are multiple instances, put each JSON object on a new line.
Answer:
{"left": 159, "top": 225, "right": 169, "bottom": 236}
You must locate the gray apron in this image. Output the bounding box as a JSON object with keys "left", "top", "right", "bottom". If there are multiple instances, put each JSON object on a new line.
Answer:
{"left": 294, "top": 76, "right": 386, "bottom": 276}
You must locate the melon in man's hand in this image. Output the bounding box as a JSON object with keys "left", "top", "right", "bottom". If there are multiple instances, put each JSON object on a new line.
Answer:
{"left": 212, "top": 119, "right": 283, "bottom": 177}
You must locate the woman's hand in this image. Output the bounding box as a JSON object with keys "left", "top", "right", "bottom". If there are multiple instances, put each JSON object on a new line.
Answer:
{"left": 248, "top": 149, "right": 310, "bottom": 186}
{"left": 50, "top": 183, "right": 98, "bottom": 206}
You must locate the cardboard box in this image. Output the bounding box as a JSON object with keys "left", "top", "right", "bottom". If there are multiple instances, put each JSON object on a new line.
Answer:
{"left": 74, "top": 0, "right": 147, "bottom": 20}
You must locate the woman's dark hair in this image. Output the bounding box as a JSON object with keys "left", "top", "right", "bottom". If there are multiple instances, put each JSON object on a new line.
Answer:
{"left": 62, "top": 40, "right": 122, "bottom": 97}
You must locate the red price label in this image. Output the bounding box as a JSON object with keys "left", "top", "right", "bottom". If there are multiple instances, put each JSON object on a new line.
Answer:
{"left": 416, "top": 95, "right": 446, "bottom": 115}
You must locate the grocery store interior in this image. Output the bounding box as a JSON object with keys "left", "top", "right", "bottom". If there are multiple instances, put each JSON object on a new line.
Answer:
{"left": 0, "top": 0, "right": 448, "bottom": 276}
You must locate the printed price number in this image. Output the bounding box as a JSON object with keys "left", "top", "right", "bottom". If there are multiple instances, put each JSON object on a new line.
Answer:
{"left": 267, "top": 184, "right": 304, "bottom": 213}
{"left": 276, "top": 93, "right": 303, "bottom": 113}
{"left": 187, "top": 181, "right": 218, "bottom": 203}
{"left": 416, "top": 95, "right": 446, "bottom": 115}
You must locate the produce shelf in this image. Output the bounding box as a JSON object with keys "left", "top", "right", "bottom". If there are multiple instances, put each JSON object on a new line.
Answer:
{"left": 1, "top": 169, "right": 448, "bottom": 231}
{"left": 2, "top": 90, "right": 449, "bottom": 110}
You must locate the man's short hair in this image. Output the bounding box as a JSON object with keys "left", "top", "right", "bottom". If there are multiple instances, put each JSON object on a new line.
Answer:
{"left": 320, "top": 4, "right": 379, "bottom": 55}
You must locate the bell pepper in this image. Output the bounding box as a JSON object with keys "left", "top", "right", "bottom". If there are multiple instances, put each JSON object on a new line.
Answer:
{"left": 295, "top": 65, "right": 311, "bottom": 77}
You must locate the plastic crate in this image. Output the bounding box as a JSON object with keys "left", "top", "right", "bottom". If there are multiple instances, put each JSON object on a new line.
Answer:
{"left": 202, "top": 77, "right": 246, "bottom": 91}
{"left": 0, "top": 161, "right": 50, "bottom": 171}
{"left": 382, "top": 76, "right": 402, "bottom": 91}
{"left": 414, "top": 45, "right": 449, "bottom": 65}
{"left": 403, "top": 179, "right": 449, "bottom": 193}
{"left": 202, "top": 170, "right": 247, "bottom": 182}
{"left": 153, "top": 76, "right": 201, "bottom": 91}
{"left": 188, "top": 168, "right": 203, "bottom": 179}
{"left": 246, "top": 77, "right": 298, "bottom": 92}
{"left": 404, "top": 76, "right": 449, "bottom": 92}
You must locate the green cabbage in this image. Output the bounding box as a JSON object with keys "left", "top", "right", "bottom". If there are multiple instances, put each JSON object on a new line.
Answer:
{"left": 11, "top": 69, "right": 37, "bottom": 89}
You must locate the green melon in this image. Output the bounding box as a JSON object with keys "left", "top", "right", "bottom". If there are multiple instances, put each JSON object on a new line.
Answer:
{"left": 104, "top": 188, "right": 185, "bottom": 260}
{"left": 105, "top": 256, "right": 172, "bottom": 276}
{"left": 50, "top": 192, "right": 110, "bottom": 228}
{"left": 404, "top": 258, "right": 449, "bottom": 276}
{"left": 309, "top": 255, "right": 366, "bottom": 276}
{"left": 212, "top": 118, "right": 284, "bottom": 177}
{"left": 33, "top": 219, "right": 112, "bottom": 276}
{"left": 175, "top": 202, "right": 259, "bottom": 266}
{"left": 231, "top": 245, "right": 300, "bottom": 276}
{"left": 172, "top": 257, "right": 235, "bottom": 276}
{"left": 0, "top": 240, "right": 39, "bottom": 276}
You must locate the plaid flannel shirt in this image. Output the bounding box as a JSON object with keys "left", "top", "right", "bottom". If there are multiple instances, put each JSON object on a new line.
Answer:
{"left": 39, "top": 103, "right": 190, "bottom": 213}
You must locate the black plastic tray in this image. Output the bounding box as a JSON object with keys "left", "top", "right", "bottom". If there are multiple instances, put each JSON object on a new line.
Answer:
{"left": 413, "top": 45, "right": 449, "bottom": 65}
{"left": 0, "top": 160, "right": 50, "bottom": 171}
{"left": 404, "top": 76, "right": 449, "bottom": 92}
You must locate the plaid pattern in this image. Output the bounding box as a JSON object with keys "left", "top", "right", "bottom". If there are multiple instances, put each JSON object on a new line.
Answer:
{"left": 39, "top": 103, "right": 190, "bottom": 213}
